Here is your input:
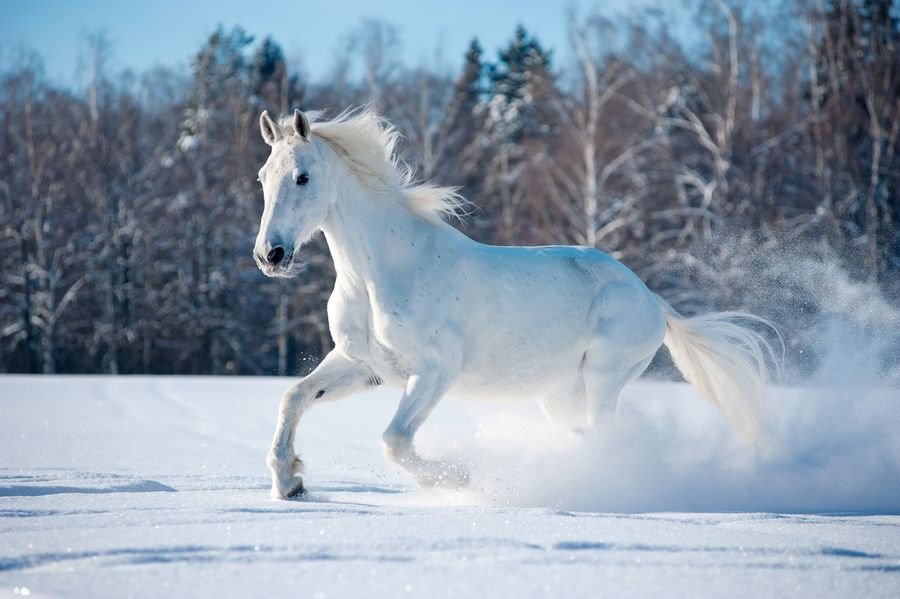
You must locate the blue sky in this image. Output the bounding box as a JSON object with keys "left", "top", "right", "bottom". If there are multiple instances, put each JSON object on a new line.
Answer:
{"left": 0, "top": 0, "right": 666, "bottom": 84}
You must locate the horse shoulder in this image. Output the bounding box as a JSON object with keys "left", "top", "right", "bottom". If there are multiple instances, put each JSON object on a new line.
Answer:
{"left": 369, "top": 249, "right": 468, "bottom": 372}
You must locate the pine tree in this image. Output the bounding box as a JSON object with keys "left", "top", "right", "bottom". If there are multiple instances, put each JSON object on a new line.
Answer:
{"left": 436, "top": 39, "right": 488, "bottom": 233}
{"left": 454, "top": 38, "right": 485, "bottom": 116}
{"left": 251, "top": 36, "right": 286, "bottom": 99}
{"left": 477, "top": 26, "right": 557, "bottom": 243}
{"left": 180, "top": 25, "right": 254, "bottom": 150}
{"left": 442, "top": 38, "right": 485, "bottom": 175}
{"left": 486, "top": 25, "right": 553, "bottom": 141}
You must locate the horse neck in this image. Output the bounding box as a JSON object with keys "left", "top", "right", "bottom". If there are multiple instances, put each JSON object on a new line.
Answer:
{"left": 320, "top": 182, "right": 433, "bottom": 287}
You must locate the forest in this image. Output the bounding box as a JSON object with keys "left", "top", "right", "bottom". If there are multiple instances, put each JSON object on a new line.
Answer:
{"left": 1, "top": 0, "right": 897, "bottom": 377}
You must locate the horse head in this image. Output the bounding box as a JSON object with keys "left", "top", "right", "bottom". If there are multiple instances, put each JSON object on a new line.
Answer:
{"left": 254, "top": 109, "right": 332, "bottom": 277}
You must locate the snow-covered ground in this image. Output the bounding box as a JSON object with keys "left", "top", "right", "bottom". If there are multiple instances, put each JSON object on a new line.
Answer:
{"left": 1, "top": 375, "right": 899, "bottom": 597}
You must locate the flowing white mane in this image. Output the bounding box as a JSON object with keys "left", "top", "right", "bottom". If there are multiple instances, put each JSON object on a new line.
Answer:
{"left": 276, "top": 109, "right": 467, "bottom": 224}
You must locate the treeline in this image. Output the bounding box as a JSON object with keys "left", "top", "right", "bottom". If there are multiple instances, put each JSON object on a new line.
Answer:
{"left": 1, "top": 0, "right": 898, "bottom": 376}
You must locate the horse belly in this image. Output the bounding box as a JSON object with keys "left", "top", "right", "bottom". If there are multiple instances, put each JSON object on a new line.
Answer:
{"left": 450, "top": 307, "right": 591, "bottom": 402}
{"left": 449, "top": 359, "right": 583, "bottom": 402}
{"left": 442, "top": 252, "right": 600, "bottom": 401}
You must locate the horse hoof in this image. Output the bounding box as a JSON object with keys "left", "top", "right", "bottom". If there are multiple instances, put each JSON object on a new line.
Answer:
{"left": 271, "top": 476, "right": 306, "bottom": 500}
{"left": 285, "top": 484, "right": 307, "bottom": 499}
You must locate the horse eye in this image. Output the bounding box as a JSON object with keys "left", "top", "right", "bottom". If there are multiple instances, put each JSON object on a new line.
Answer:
{"left": 296, "top": 173, "right": 309, "bottom": 186}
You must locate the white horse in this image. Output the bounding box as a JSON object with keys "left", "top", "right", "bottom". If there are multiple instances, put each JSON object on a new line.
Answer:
{"left": 254, "top": 108, "right": 778, "bottom": 499}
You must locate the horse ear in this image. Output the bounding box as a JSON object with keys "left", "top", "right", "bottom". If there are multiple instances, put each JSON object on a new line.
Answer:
{"left": 293, "top": 109, "right": 311, "bottom": 139}
{"left": 260, "top": 110, "right": 279, "bottom": 145}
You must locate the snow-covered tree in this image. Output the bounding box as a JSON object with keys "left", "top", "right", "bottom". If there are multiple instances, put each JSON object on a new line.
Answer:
{"left": 479, "top": 26, "right": 557, "bottom": 243}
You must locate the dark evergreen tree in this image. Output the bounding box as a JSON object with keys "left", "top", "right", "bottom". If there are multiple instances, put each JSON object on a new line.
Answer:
{"left": 181, "top": 25, "right": 254, "bottom": 146}
{"left": 251, "top": 37, "right": 285, "bottom": 90}
{"left": 486, "top": 25, "right": 554, "bottom": 140}
{"left": 435, "top": 39, "right": 489, "bottom": 236}
{"left": 454, "top": 38, "right": 485, "bottom": 115}
{"left": 251, "top": 36, "right": 298, "bottom": 113}
{"left": 443, "top": 38, "right": 486, "bottom": 170}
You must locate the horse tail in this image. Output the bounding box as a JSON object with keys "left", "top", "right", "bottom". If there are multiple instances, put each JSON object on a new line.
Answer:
{"left": 657, "top": 297, "right": 781, "bottom": 442}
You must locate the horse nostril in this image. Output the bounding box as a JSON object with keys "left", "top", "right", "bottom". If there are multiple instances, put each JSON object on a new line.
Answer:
{"left": 267, "top": 246, "right": 285, "bottom": 266}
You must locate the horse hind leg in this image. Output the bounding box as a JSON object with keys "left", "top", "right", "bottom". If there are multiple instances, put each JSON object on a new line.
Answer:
{"left": 582, "top": 284, "right": 666, "bottom": 431}
{"left": 382, "top": 370, "right": 470, "bottom": 489}
{"left": 537, "top": 376, "right": 589, "bottom": 433}
{"left": 582, "top": 352, "right": 655, "bottom": 430}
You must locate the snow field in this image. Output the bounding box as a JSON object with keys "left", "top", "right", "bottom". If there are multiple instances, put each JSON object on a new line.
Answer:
{"left": 1, "top": 376, "right": 898, "bottom": 597}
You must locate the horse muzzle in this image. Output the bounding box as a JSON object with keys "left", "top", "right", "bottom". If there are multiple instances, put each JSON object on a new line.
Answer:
{"left": 254, "top": 244, "right": 297, "bottom": 278}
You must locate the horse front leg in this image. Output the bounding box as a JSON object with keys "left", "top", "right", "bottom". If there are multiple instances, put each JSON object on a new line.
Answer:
{"left": 382, "top": 371, "right": 469, "bottom": 488}
{"left": 267, "top": 351, "right": 377, "bottom": 499}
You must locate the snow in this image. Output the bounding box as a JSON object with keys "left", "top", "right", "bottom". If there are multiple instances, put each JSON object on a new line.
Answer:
{"left": 1, "top": 375, "right": 899, "bottom": 597}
